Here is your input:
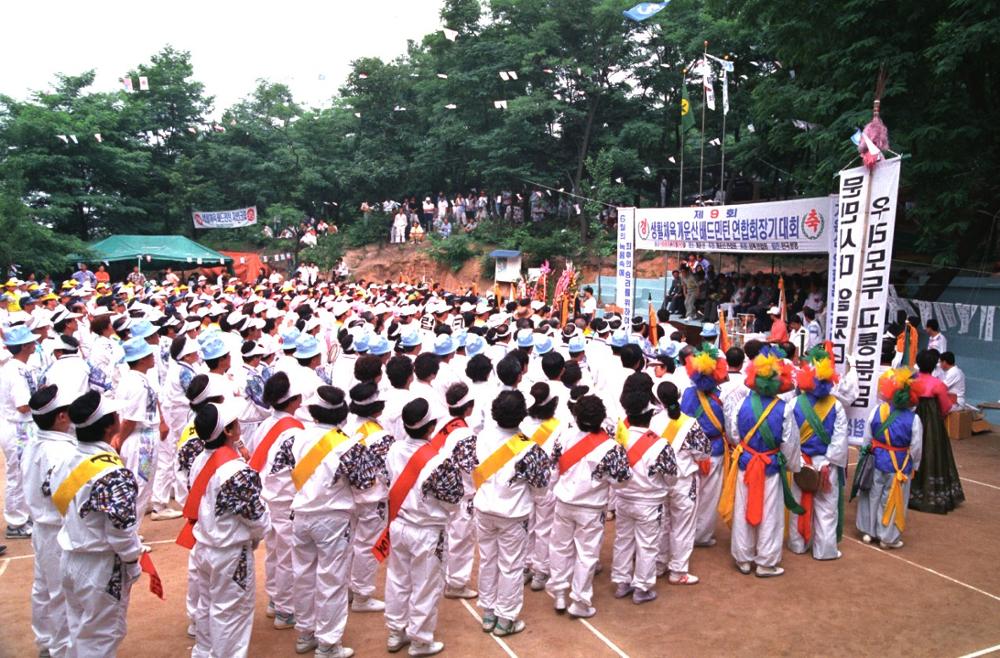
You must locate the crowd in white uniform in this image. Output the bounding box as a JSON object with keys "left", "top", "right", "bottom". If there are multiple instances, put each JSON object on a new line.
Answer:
{"left": 3, "top": 272, "right": 904, "bottom": 658}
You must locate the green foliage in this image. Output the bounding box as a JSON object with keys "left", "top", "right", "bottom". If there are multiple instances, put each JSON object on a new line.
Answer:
{"left": 299, "top": 233, "right": 346, "bottom": 271}
{"left": 0, "top": 187, "right": 87, "bottom": 275}
{"left": 1, "top": 4, "right": 998, "bottom": 271}
{"left": 427, "top": 234, "right": 476, "bottom": 272}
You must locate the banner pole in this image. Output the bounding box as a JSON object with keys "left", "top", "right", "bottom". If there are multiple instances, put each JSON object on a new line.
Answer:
{"left": 679, "top": 119, "right": 685, "bottom": 207}
{"left": 699, "top": 40, "right": 708, "bottom": 201}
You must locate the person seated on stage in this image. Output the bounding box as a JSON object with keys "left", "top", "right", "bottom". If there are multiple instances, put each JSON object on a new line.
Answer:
{"left": 766, "top": 307, "right": 788, "bottom": 344}
{"left": 938, "top": 352, "right": 974, "bottom": 411}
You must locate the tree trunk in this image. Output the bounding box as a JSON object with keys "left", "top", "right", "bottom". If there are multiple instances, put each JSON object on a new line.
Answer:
{"left": 572, "top": 93, "right": 602, "bottom": 243}
{"left": 75, "top": 203, "right": 88, "bottom": 241}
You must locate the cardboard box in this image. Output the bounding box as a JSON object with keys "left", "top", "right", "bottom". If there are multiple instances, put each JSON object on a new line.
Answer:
{"left": 971, "top": 418, "right": 992, "bottom": 435}
{"left": 946, "top": 410, "right": 972, "bottom": 441}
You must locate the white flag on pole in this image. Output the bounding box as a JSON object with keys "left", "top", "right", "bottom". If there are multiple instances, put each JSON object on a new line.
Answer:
{"left": 722, "top": 68, "right": 729, "bottom": 115}
{"left": 441, "top": 27, "right": 458, "bottom": 41}
{"left": 493, "top": 100, "right": 508, "bottom": 109}
{"left": 122, "top": 77, "right": 134, "bottom": 93}
{"left": 56, "top": 134, "right": 69, "bottom": 143}
{"left": 138, "top": 76, "right": 149, "bottom": 91}
{"left": 703, "top": 65, "right": 715, "bottom": 111}
{"left": 94, "top": 133, "right": 102, "bottom": 143}
{"left": 979, "top": 305, "right": 995, "bottom": 342}
{"left": 69, "top": 135, "right": 78, "bottom": 144}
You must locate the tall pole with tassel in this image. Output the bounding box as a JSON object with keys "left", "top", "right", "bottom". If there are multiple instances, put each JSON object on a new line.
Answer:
{"left": 699, "top": 40, "right": 708, "bottom": 200}
{"left": 720, "top": 62, "right": 727, "bottom": 203}
{"left": 679, "top": 69, "right": 685, "bottom": 208}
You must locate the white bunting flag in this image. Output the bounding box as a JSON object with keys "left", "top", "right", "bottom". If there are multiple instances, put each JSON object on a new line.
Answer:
{"left": 444, "top": 103, "right": 457, "bottom": 110}
{"left": 94, "top": 133, "right": 102, "bottom": 143}
{"left": 393, "top": 106, "right": 406, "bottom": 112}
{"left": 240, "top": 257, "right": 246, "bottom": 264}
{"left": 196, "top": 258, "right": 203, "bottom": 265}
{"left": 57, "top": 134, "right": 68, "bottom": 143}
{"left": 230, "top": 119, "right": 237, "bottom": 126}
{"left": 914, "top": 299, "right": 934, "bottom": 325}
{"left": 509, "top": 71, "right": 518, "bottom": 80}
{"left": 354, "top": 112, "right": 361, "bottom": 118}
{"left": 955, "top": 303, "right": 977, "bottom": 334}
{"left": 441, "top": 27, "right": 458, "bottom": 41}
{"left": 358, "top": 73, "right": 368, "bottom": 79}
{"left": 643, "top": 166, "right": 651, "bottom": 175}
{"left": 747, "top": 123, "right": 755, "bottom": 133}
{"left": 708, "top": 138, "right": 721, "bottom": 146}
{"left": 896, "top": 298, "right": 916, "bottom": 319}
{"left": 499, "top": 71, "right": 510, "bottom": 81}
{"left": 188, "top": 126, "right": 197, "bottom": 134}
{"left": 863, "top": 134, "right": 882, "bottom": 161}
{"left": 936, "top": 302, "right": 958, "bottom": 331}
{"left": 721, "top": 68, "right": 729, "bottom": 115}
{"left": 138, "top": 76, "right": 149, "bottom": 91}
{"left": 493, "top": 100, "right": 508, "bottom": 109}
{"left": 668, "top": 156, "right": 676, "bottom": 163}
{"left": 703, "top": 66, "right": 715, "bottom": 111}
{"left": 69, "top": 135, "right": 78, "bottom": 144}
{"left": 187, "top": 257, "right": 193, "bottom": 263}
{"left": 437, "top": 73, "right": 448, "bottom": 79}
{"left": 574, "top": 203, "right": 581, "bottom": 214}
{"left": 979, "top": 305, "right": 996, "bottom": 342}
{"left": 615, "top": 177, "right": 623, "bottom": 184}
{"left": 122, "top": 77, "right": 134, "bottom": 93}
{"left": 262, "top": 256, "right": 268, "bottom": 263}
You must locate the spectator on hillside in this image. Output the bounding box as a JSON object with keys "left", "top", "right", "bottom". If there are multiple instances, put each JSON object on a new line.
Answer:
{"left": 95, "top": 264, "right": 110, "bottom": 285}
{"left": 439, "top": 216, "right": 452, "bottom": 239}
{"left": 391, "top": 208, "right": 408, "bottom": 244}
{"left": 71, "top": 263, "right": 97, "bottom": 288}
{"left": 421, "top": 197, "right": 435, "bottom": 231}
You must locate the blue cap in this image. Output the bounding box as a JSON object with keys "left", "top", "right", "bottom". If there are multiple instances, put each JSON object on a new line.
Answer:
{"left": 433, "top": 334, "right": 456, "bottom": 356}
{"left": 129, "top": 319, "right": 156, "bottom": 340}
{"left": 657, "top": 337, "right": 680, "bottom": 359}
{"left": 197, "top": 327, "right": 219, "bottom": 344}
{"left": 294, "top": 335, "right": 321, "bottom": 360}
{"left": 567, "top": 335, "right": 586, "bottom": 354}
{"left": 454, "top": 330, "right": 468, "bottom": 349}
{"left": 123, "top": 336, "right": 155, "bottom": 362}
{"left": 280, "top": 328, "right": 301, "bottom": 350}
{"left": 516, "top": 328, "right": 534, "bottom": 348}
{"left": 3, "top": 325, "right": 39, "bottom": 346}
{"left": 701, "top": 322, "right": 719, "bottom": 338}
{"left": 368, "top": 335, "right": 391, "bottom": 356}
{"left": 465, "top": 334, "right": 486, "bottom": 358}
{"left": 199, "top": 336, "right": 231, "bottom": 361}
{"left": 399, "top": 329, "right": 422, "bottom": 348}
{"left": 610, "top": 329, "right": 628, "bottom": 348}
{"left": 354, "top": 332, "right": 370, "bottom": 353}
{"left": 534, "top": 334, "right": 553, "bottom": 355}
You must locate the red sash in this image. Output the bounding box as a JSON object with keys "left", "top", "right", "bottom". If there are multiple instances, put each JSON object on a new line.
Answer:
{"left": 176, "top": 446, "right": 239, "bottom": 549}
{"left": 371, "top": 418, "right": 466, "bottom": 562}
{"left": 248, "top": 416, "right": 304, "bottom": 472}
{"left": 795, "top": 453, "right": 831, "bottom": 543}
{"left": 626, "top": 430, "right": 661, "bottom": 467}
{"left": 558, "top": 431, "right": 610, "bottom": 474}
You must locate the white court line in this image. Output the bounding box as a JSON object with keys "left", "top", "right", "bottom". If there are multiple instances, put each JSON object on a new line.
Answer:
{"left": 578, "top": 618, "right": 630, "bottom": 658}
{"left": 0, "top": 558, "right": 9, "bottom": 577}
{"left": 958, "top": 643, "right": 1000, "bottom": 658}
{"left": 5, "top": 553, "right": 33, "bottom": 562}
{"left": 961, "top": 477, "right": 1000, "bottom": 492}
{"left": 147, "top": 538, "right": 177, "bottom": 546}
{"left": 458, "top": 599, "right": 519, "bottom": 658}
{"left": 846, "top": 537, "right": 1000, "bottom": 604}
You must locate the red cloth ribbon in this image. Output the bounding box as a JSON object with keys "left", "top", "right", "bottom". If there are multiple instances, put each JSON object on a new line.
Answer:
{"left": 742, "top": 445, "right": 778, "bottom": 527}
{"left": 140, "top": 553, "right": 164, "bottom": 600}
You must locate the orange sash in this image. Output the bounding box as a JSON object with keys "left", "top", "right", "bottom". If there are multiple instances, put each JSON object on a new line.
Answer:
{"left": 742, "top": 444, "right": 778, "bottom": 527}
{"left": 176, "top": 446, "right": 239, "bottom": 549}
{"left": 371, "top": 418, "right": 465, "bottom": 562}
{"left": 626, "top": 430, "right": 661, "bottom": 467}
{"left": 248, "top": 416, "right": 304, "bottom": 472}
{"left": 558, "top": 431, "right": 609, "bottom": 474}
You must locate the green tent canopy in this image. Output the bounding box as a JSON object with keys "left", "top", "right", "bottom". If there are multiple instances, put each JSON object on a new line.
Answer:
{"left": 80, "top": 235, "right": 232, "bottom": 268}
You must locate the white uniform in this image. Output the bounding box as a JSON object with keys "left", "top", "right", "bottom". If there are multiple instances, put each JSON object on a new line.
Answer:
{"left": 54, "top": 440, "right": 144, "bottom": 658}
{"left": 519, "top": 416, "right": 565, "bottom": 581}
{"left": 290, "top": 422, "right": 367, "bottom": 647}
{"left": 650, "top": 412, "right": 710, "bottom": 577}
{"left": 115, "top": 369, "right": 160, "bottom": 516}
{"left": 438, "top": 420, "right": 478, "bottom": 591}
{"left": 188, "top": 449, "right": 270, "bottom": 658}
{"left": 0, "top": 356, "right": 37, "bottom": 528}
{"left": 249, "top": 411, "right": 304, "bottom": 619}
{"left": 547, "top": 430, "right": 630, "bottom": 611}
{"left": 40, "top": 354, "right": 91, "bottom": 398}
{"left": 344, "top": 416, "right": 393, "bottom": 603}
{"left": 611, "top": 425, "right": 677, "bottom": 592}
{"left": 21, "top": 427, "right": 76, "bottom": 656}
{"left": 154, "top": 360, "right": 201, "bottom": 510}
{"left": 473, "top": 425, "right": 551, "bottom": 622}
{"left": 384, "top": 433, "right": 464, "bottom": 644}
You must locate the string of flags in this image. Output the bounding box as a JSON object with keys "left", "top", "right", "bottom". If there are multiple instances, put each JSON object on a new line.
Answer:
{"left": 888, "top": 287, "right": 996, "bottom": 342}
{"left": 121, "top": 76, "right": 150, "bottom": 93}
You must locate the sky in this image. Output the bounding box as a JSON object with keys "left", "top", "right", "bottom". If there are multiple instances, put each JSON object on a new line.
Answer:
{"left": 1, "top": 0, "right": 445, "bottom": 115}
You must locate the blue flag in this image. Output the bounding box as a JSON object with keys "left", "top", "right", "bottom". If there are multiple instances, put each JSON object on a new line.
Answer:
{"left": 850, "top": 128, "right": 863, "bottom": 146}
{"left": 623, "top": 1, "right": 670, "bottom": 21}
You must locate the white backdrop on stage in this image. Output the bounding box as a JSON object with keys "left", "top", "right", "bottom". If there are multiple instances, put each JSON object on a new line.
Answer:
{"left": 615, "top": 163, "right": 901, "bottom": 443}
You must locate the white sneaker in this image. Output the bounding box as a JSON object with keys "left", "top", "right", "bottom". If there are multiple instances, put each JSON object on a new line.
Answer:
{"left": 266, "top": 601, "right": 276, "bottom": 618}
{"left": 879, "top": 539, "right": 904, "bottom": 550}
{"left": 553, "top": 592, "right": 567, "bottom": 614}
{"left": 295, "top": 633, "right": 318, "bottom": 654}
{"left": 350, "top": 596, "right": 385, "bottom": 613}
{"left": 316, "top": 643, "right": 354, "bottom": 658}
{"left": 695, "top": 538, "right": 717, "bottom": 547}
{"left": 151, "top": 508, "right": 182, "bottom": 521}
{"left": 736, "top": 561, "right": 752, "bottom": 575}
{"left": 861, "top": 534, "right": 873, "bottom": 544}
{"left": 387, "top": 629, "right": 410, "bottom": 653}
{"left": 186, "top": 623, "right": 196, "bottom": 639}
{"left": 755, "top": 565, "right": 785, "bottom": 578}
{"left": 529, "top": 572, "right": 549, "bottom": 591}
{"left": 408, "top": 640, "right": 444, "bottom": 657}
{"left": 273, "top": 612, "right": 295, "bottom": 630}
{"left": 567, "top": 601, "right": 596, "bottom": 618}
{"left": 140, "top": 544, "right": 152, "bottom": 554}
{"left": 443, "top": 586, "right": 477, "bottom": 599}
{"left": 668, "top": 572, "right": 699, "bottom": 585}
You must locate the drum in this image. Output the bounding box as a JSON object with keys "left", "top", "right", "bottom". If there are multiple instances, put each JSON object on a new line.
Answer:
{"left": 793, "top": 465, "right": 822, "bottom": 493}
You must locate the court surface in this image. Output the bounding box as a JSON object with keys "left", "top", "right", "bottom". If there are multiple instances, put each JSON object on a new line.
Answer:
{"left": 2, "top": 435, "right": 998, "bottom": 658}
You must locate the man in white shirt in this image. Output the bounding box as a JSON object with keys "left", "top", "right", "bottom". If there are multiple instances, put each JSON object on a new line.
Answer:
{"left": 580, "top": 286, "right": 598, "bottom": 322}
{"left": 939, "top": 351, "right": 971, "bottom": 409}
{"left": 1, "top": 325, "right": 40, "bottom": 539}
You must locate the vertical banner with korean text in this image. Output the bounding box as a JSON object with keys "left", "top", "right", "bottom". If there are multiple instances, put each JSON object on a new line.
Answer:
{"left": 615, "top": 208, "right": 636, "bottom": 320}
{"left": 830, "top": 157, "right": 902, "bottom": 443}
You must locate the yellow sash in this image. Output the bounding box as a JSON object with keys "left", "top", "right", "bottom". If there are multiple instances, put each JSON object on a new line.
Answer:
{"left": 615, "top": 419, "right": 629, "bottom": 445}
{"left": 472, "top": 434, "right": 532, "bottom": 489}
{"left": 291, "top": 428, "right": 352, "bottom": 490}
{"left": 878, "top": 403, "right": 911, "bottom": 533}
{"left": 660, "top": 414, "right": 690, "bottom": 446}
{"left": 717, "top": 397, "right": 780, "bottom": 527}
{"left": 798, "top": 395, "right": 836, "bottom": 444}
{"left": 696, "top": 391, "right": 726, "bottom": 437}
{"left": 176, "top": 423, "right": 198, "bottom": 448}
{"left": 356, "top": 420, "right": 382, "bottom": 446}
{"left": 530, "top": 418, "right": 560, "bottom": 447}
{"left": 52, "top": 452, "right": 125, "bottom": 516}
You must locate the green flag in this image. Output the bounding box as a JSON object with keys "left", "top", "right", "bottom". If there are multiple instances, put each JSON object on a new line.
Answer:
{"left": 681, "top": 83, "right": 695, "bottom": 132}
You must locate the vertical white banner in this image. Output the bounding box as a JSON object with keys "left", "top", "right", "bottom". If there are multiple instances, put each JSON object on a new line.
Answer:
{"left": 615, "top": 208, "right": 636, "bottom": 320}
{"left": 831, "top": 157, "right": 902, "bottom": 443}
